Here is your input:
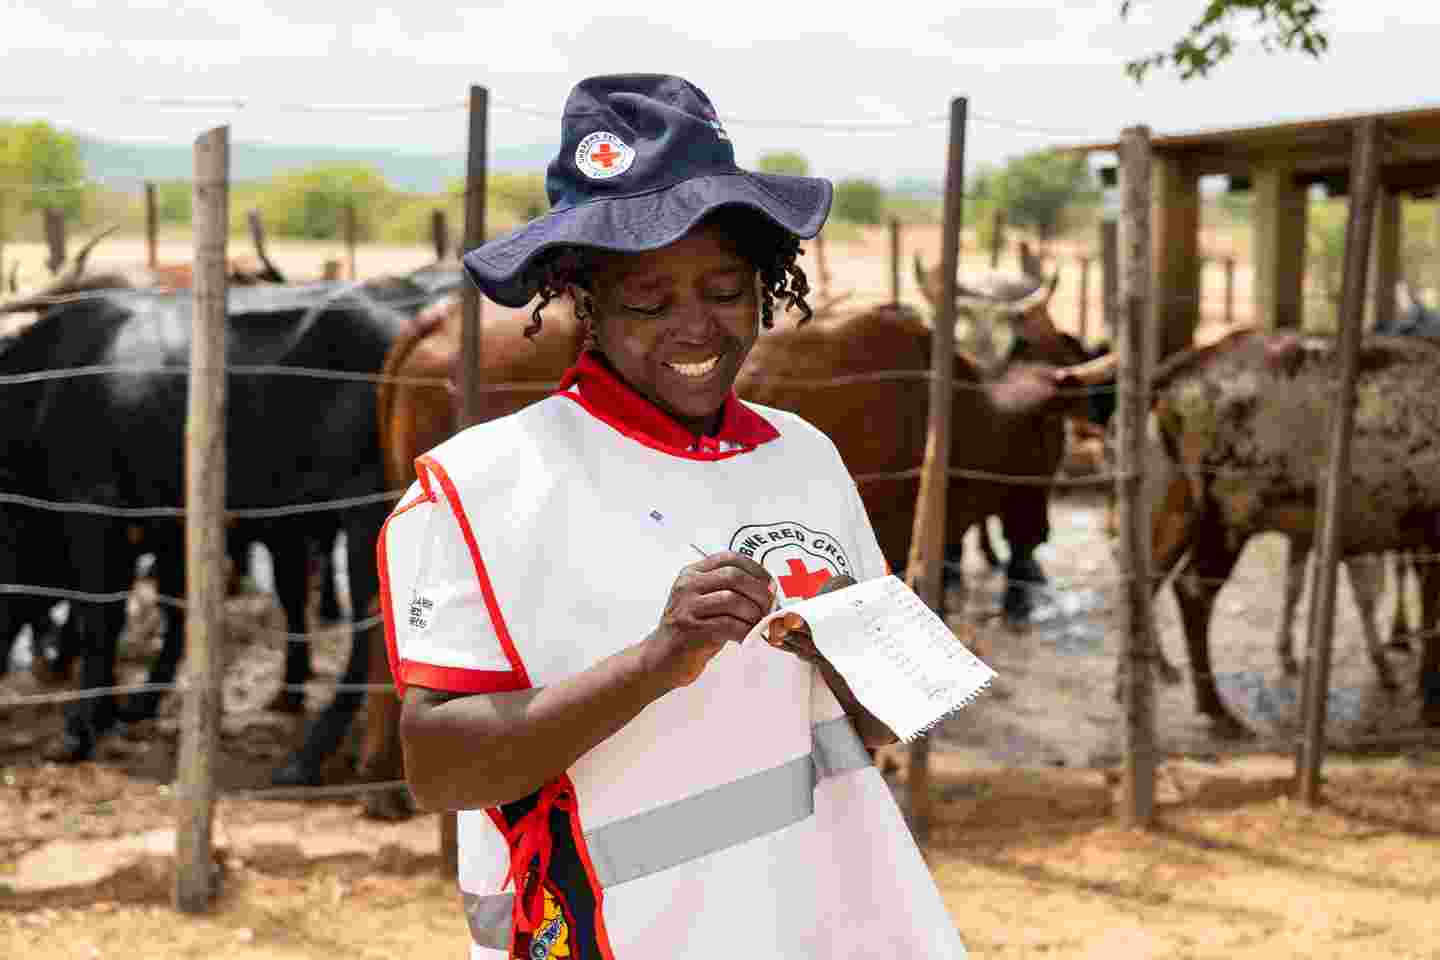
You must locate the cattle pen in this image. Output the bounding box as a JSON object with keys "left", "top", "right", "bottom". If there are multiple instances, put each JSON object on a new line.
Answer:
{"left": 3, "top": 89, "right": 1440, "bottom": 944}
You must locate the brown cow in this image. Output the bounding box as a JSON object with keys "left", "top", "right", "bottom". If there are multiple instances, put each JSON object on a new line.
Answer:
{"left": 1072, "top": 327, "right": 1440, "bottom": 736}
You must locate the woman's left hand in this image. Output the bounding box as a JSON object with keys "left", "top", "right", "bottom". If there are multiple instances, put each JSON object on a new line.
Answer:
{"left": 764, "top": 574, "right": 856, "bottom": 662}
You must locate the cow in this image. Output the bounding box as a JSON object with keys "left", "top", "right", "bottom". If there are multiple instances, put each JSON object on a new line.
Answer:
{"left": 0, "top": 277, "right": 440, "bottom": 817}
{"left": 1069, "top": 327, "right": 1440, "bottom": 736}
{"left": 1106, "top": 408, "right": 1395, "bottom": 691}
{"left": 378, "top": 293, "right": 1087, "bottom": 633}
{"left": 913, "top": 253, "right": 1113, "bottom": 619}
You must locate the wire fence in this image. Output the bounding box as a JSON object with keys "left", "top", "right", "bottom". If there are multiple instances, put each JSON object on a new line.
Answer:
{"left": 3, "top": 88, "right": 1438, "bottom": 918}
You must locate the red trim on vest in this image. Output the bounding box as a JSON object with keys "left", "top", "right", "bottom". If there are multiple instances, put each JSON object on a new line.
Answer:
{"left": 555, "top": 350, "right": 779, "bottom": 459}
{"left": 376, "top": 491, "right": 431, "bottom": 701}
{"left": 398, "top": 661, "right": 529, "bottom": 696}
{"left": 414, "top": 455, "right": 533, "bottom": 689}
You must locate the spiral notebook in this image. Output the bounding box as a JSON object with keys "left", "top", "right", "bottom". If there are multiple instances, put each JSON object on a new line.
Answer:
{"left": 746, "top": 574, "right": 998, "bottom": 742}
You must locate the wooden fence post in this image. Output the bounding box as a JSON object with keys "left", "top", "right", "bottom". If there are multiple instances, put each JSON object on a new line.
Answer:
{"left": 903, "top": 96, "right": 967, "bottom": 845}
{"left": 989, "top": 209, "right": 1006, "bottom": 269}
{"left": 1224, "top": 256, "right": 1236, "bottom": 326}
{"left": 1078, "top": 255, "right": 1092, "bottom": 342}
{"left": 343, "top": 202, "right": 358, "bottom": 281}
{"left": 890, "top": 216, "right": 901, "bottom": 307}
{"left": 175, "top": 125, "right": 230, "bottom": 913}
{"left": 814, "top": 229, "right": 831, "bottom": 301}
{"left": 1295, "top": 118, "right": 1383, "bottom": 807}
{"left": 1100, "top": 220, "right": 1119, "bottom": 345}
{"left": 442, "top": 83, "right": 490, "bottom": 877}
{"left": 44, "top": 208, "right": 66, "bottom": 275}
{"left": 432, "top": 209, "right": 449, "bottom": 263}
{"left": 458, "top": 84, "right": 488, "bottom": 431}
{"left": 1116, "top": 125, "right": 1157, "bottom": 829}
{"left": 146, "top": 181, "right": 159, "bottom": 269}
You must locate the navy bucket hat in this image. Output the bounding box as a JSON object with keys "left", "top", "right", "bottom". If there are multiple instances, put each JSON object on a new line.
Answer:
{"left": 461, "top": 74, "right": 833, "bottom": 308}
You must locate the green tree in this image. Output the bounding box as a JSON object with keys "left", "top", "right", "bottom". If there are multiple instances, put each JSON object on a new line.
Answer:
{"left": 991, "top": 149, "right": 1099, "bottom": 244}
{"left": 156, "top": 179, "right": 192, "bottom": 224}
{"left": 255, "top": 164, "right": 391, "bottom": 240}
{"left": 1122, "top": 0, "right": 1329, "bottom": 83}
{"left": 755, "top": 151, "right": 810, "bottom": 177}
{"left": 831, "top": 178, "right": 885, "bottom": 225}
{"left": 0, "top": 121, "right": 86, "bottom": 221}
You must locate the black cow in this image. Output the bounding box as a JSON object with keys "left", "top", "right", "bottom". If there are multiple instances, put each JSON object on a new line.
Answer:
{"left": 0, "top": 278, "right": 432, "bottom": 792}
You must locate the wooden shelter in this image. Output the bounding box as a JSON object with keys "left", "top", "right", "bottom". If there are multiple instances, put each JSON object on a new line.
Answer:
{"left": 1062, "top": 105, "right": 1440, "bottom": 356}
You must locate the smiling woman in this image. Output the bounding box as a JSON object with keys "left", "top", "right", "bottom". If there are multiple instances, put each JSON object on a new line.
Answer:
{"left": 378, "top": 74, "right": 970, "bottom": 959}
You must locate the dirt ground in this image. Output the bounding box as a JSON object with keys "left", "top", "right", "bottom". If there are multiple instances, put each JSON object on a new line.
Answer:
{"left": 6, "top": 227, "right": 1440, "bottom": 958}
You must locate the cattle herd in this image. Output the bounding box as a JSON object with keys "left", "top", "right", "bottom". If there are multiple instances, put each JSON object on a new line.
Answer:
{"left": 3, "top": 231, "right": 1439, "bottom": 824}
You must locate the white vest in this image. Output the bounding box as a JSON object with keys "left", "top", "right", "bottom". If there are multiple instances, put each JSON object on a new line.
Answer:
{"left": 378, "top": 384, "right": 968, "bottom": 959}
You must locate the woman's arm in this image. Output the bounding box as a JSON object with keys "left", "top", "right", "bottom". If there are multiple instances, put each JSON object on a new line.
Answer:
{"left": 400, "top": 551, "right": 776, "bottom": 812}
{"left": 401, "top": 641, "right": 669, "bottom": 812}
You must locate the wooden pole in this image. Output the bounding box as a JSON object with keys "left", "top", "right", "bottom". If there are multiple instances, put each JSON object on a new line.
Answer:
{"left": 343, "top": 202, "right": 358, "bottom": 281}
{"left": 432, "top": 209, "right": 449, "bottom": 263}
{"left": 903, "top": 96, "right": 967, "bottom": 845}
{"left": 1224, "top": 256, "right": 1236, "bottom": 327}
{"left": 44, "top": 208, "right": 66, "bottom": 275}
{"left": 1100, "top": 219, "right": 1119, "bottom": 345}
{"left": 458, "top": 84, "right": 488, "bottom": 431}
{"left": 1296, "top": 118, "right": 1383, "bottom": 807}
{"left": 814, "top": 229, "right": 831, "bottom": 300}
{"left": 989, "top": 209, "right": 1006, "bottom": 269}
{"left": 1078, "top": 255, "right": 1092, "bottom": 342}
{"left": 145, "top": 181, "right": 159, "bottom": 270}
{"left": 889, "top": 216, "right": 901, "bottom": 307}
{"left": 1116, "top": 125, "right": 1157, "bottom": 828}
{"left": 441, "top": 83, "right": 490, "bottom": 877}
{"left": 175, "top": 125, "right": 229, "bottom": 913}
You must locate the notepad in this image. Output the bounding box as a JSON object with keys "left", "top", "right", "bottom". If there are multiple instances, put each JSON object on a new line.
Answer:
{"left": 747, "top": 575, "right": 997, "bottom": 742}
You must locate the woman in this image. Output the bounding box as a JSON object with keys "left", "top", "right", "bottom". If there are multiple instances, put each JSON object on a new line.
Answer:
{"left": 380, "top": 74, "right": 968, "bottom": 959}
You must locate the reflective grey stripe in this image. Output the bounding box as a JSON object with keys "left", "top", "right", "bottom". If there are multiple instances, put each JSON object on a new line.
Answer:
{"left": 812, "top": 715, "right": 872, "bottom": 780}
{"left": 462, "top": 717, "right": 871, "bottom": 948}
{"left": 463, "top": 892, "right": 514, "bottom": 950}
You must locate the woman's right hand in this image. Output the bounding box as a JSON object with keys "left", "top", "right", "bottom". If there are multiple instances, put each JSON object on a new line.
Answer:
{"left": 643, "top": 551, "right": 775, "bottom": 690}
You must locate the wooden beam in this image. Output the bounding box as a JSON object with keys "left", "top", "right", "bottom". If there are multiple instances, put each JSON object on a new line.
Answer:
{"left": 1296, "top": 118, "right": 1383, "bottom": 807}
{"left": 175, "top": 125, "right": 229, "bottom": 914}
{"left": 1367, "top": 190, "right": 1401, "bottom": 330}
{"left": 1150, "top": 152, "right": 1200, "bottom": 358}
{"left": 1252, "top": 163, "right": 1309, "bottom": 329}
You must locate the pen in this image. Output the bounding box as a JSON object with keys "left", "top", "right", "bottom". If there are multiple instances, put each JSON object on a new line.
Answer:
{"left": 647, "top": 509, "right": 710, "bottom": 559}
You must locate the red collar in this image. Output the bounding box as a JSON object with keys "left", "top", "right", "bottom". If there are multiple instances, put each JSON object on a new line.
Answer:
{"left": 555, "top": 351, "right": 779, "bottom": 457}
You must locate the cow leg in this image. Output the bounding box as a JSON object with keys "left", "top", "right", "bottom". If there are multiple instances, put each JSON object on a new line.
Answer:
{"left": 976, "top": 518, "right": 1002, "bottom": 570}
{"left": 1171, "top": 523, "right": 1252, "bottom": 740}
{"left": 1276, "top": 536, "right": 1310, "bottom": 678}
{"left": 315, "top": 537, "right": 344, "bottom": 624}
{"left": 118, "top": 539, "right": 188, "bottom": 723}
{"left": 1416, "top": 554, "right": 1440, "bottom": 727}
{"left": 1145, "top": 473, "right": 1196, "bottom": 686}
{"left": 1389, "top": 551, "right": 1414, "bottom": 653}
{"left": 1343, "top": 553, "right": 1395, "bottom": 690}
{"left": 265, "top": 531, "right": 310, "bottom": 715}
{"left": 1002, "top": 544, "right": 1045, "bottom": 623}
{"left": 357, "top": 597, "right": 412, "bottom": 821}
{"left": 53, "top": 514, "right": 129, "bottom": 763}
{"left": 272, "top": 508, "right": 383, "bottom": 786}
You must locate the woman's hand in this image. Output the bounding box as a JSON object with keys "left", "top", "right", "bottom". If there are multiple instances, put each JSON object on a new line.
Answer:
{"left": 643, "top": 551, "right": 775, "bottom": 690}
{"left": 764, "top": 573, "right": 855, "bottom": 661}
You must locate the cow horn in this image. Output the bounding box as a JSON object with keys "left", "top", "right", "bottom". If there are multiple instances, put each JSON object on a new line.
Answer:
{"left": 1056, "top": 351, "right": 1118, "bottom": 387}
{"left": 912, "top": 253, "right": 940, "bottom": 307}
{"left": 63, "top": 224, "right": 119, "bottom": 284}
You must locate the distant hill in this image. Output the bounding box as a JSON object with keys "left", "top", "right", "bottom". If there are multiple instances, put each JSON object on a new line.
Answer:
{"left": 77, "top": 135, "right": 558, "bottom": 194}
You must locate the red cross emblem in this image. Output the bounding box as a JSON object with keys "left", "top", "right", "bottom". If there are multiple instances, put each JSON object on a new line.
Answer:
{"left": 589, "top": 142, "right": 620, "bottom": 168}
{"left": 778, "top": 559, "right": 832, "bottom": 600}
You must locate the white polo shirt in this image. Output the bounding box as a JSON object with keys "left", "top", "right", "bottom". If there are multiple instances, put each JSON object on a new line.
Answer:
{"left": 378, "top": 351, "right": 967, "bottom": 959}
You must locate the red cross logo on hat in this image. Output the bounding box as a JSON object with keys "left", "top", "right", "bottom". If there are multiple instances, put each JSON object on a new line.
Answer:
{"left": 589, "top": 142, "right": 620, "bottom": 168}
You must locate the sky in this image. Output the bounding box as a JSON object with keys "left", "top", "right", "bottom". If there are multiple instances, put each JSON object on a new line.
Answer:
{"left": 3, "top": 1, "right": 1440, "bottom": 185}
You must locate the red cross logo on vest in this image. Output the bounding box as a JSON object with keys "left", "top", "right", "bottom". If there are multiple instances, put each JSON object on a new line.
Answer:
{"left": 589, "top": 142, "right": 620, "bottom": 168}
{"left": 778, "top": 559, "right": 831, "bottom": 600}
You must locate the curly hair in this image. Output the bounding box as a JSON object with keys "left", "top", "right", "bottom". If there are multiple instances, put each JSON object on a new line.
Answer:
{"left": 524, "top": 204, "right": 813, "bottom": 339}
